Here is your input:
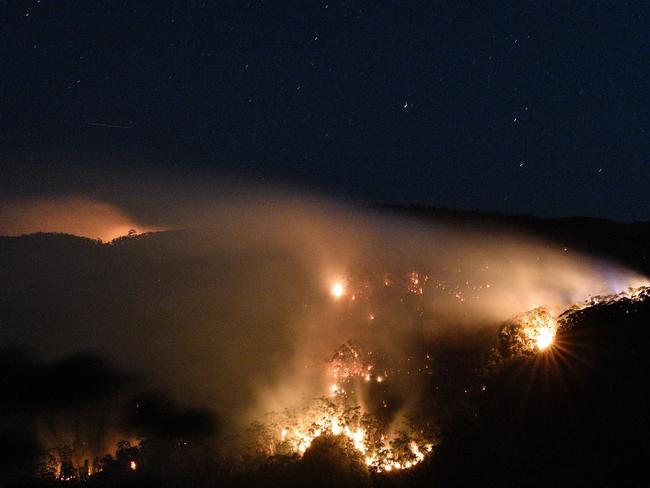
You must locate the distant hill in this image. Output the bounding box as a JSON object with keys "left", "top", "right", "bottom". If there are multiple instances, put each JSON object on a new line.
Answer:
{"left": 3, "top": 205, "right": 649, "bottom": 275}
{"left": 370, "top": 204, "right": 650, "bottom": 276}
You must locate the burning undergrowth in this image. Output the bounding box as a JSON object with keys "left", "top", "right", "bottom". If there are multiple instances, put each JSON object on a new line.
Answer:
{"left": 241, "top": 339, "right": 436, "bottom": 472}
{"left": 0, "top": 349, "right": 219, "bottom": 485}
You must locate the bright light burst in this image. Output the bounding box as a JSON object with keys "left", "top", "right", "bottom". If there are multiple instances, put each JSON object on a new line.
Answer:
{"left": 536, "top": 327, "right": 554, "bottom": 350}
{"left": 331, "top": 281, "right": 345, "bottom": 299}
{"left": 519, "top": 308, "right": 557, "bottom": 352}
{"left": 498, "top": 307, "right": 559, "bottom": 357}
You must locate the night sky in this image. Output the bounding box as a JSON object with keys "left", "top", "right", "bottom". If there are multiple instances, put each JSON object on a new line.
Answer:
{"left": 2, "top": 1, "right": 649, "bottom": 221}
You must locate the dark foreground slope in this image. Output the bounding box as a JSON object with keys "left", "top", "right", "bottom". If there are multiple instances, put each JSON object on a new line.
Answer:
{"left": 426, "top": 288, "right": 650, "bottom": 487}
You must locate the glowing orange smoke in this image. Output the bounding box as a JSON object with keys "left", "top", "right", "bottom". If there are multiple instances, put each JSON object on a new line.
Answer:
{"left": 0, "top": 197, "right": 159, "bottom": 241}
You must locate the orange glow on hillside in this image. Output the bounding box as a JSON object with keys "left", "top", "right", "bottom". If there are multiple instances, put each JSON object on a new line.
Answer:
{"left": 0, "top": 197, "right": 159, "bottom": 241}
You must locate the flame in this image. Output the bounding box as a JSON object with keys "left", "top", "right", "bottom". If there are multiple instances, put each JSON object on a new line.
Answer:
{"left": 331, "top": 417, "right": 341, "bottom": 435}
{"left": 277, "top": 415, "right": 432, "bottom": 471}
{"left": 536, "top": 327, "right": 554, "bottom": 350}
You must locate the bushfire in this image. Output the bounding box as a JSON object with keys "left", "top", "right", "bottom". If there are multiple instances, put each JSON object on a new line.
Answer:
{"left": 33, "top": 255, "right": 649, "bottom": 481}
{"left": 248, "top": 273, "right": 649, "bottom": 473}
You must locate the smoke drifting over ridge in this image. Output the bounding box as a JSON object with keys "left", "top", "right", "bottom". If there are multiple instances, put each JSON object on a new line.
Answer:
{"left": 0, "top": 197, "right": 160, "bottom": 242}
{"left": 0, "top": 185, "right": 646, "bottom": 434}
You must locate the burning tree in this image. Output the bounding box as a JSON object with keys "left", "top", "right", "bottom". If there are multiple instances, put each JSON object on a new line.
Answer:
{"left": 496, "top": 307, "right": 557, "bottom": 358}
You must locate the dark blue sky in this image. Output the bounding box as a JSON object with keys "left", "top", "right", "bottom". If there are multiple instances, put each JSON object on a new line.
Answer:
{"left": 2, "top": 1, "right": 649, "bottom": 221}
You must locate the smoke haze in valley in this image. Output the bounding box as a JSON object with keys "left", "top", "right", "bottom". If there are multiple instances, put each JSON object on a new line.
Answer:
{"left": 0, "top": 178, "right": 646, "bottom": 430}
